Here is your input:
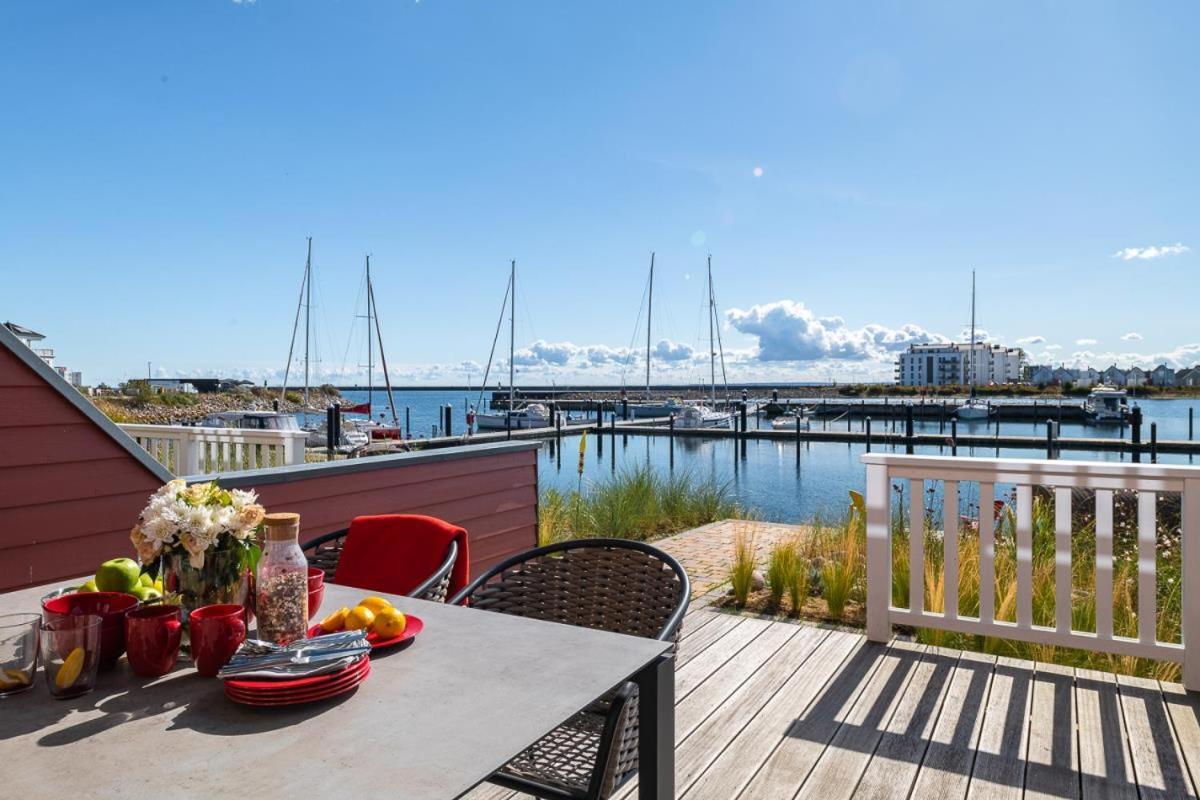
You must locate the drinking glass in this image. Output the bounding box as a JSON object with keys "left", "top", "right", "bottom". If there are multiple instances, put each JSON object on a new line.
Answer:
{"left": 0, "top": 613, "right": 41, "bottom": 698}
{"left": 40, "top": 616, "right": 101, "bottom": 699}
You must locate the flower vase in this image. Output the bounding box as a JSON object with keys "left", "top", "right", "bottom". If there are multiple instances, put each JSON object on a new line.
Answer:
{"left": 161, "top": 550, "right": 252, "bottom": 643}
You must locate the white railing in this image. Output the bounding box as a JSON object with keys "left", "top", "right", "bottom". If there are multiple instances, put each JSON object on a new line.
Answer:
{"left": 862, "top": 453, "right": 1200, "bottom": 690}
{"left": 120, "top": 424, "right": 307, "bottom": 476}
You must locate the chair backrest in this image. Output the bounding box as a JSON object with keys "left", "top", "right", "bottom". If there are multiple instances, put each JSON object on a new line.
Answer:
{"left": 450, "top": 539, "right": 689, "bottom": 643}
{"left": 333, "top": 514, "right": 467, "bottom": 597}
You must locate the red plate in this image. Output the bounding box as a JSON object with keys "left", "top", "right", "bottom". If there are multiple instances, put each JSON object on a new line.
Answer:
{"left": 226, "top": 661, "right": 370, "bottom": 706}
{"left": 224, "top": 655, "right": 369, "bottom": 694}
{"left": 225, "top": 661, "right": 368, "bottom": 699}
{"left": 226, "top": 662, "right": 370, "bottom": 701}
{"left": 306, "top": 615, "right": 423, "bottom": 651}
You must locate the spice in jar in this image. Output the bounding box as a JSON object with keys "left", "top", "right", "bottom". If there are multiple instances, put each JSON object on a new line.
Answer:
{"left": 255, "top": 512, "right": 310, "bottom": 645}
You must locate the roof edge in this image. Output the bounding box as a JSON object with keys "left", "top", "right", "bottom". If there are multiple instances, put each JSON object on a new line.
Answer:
{"left": 0, "top": 324, "right": 174, "bottom": 482}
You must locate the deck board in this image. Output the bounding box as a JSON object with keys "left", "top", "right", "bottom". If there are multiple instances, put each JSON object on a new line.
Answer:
{"left": 459, "top": 611, "right": 1200, "bottom": 800}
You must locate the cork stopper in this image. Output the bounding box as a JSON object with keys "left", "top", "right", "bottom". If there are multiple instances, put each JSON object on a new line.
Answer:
{"left": 263, "top": 512, "right": 300, "bottom": 541}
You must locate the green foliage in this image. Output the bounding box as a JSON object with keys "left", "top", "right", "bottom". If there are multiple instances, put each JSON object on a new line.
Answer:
{"left": 765, "top": 539, "right": 797, "bottom": 608}
{"left": 538, "top": 464, "right": 741, "bottom": 543}
{"left": 728, "top": 526, "right": 757, "bottom": 607}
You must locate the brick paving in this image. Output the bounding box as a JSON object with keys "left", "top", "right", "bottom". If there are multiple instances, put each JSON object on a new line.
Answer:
{"left": 653, "top": 519, "right": 807, "bottom": 597}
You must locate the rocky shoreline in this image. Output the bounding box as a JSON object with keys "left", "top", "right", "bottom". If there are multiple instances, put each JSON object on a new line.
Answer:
{"left": 91, "top": 387, "right": 340, "bottom": 425}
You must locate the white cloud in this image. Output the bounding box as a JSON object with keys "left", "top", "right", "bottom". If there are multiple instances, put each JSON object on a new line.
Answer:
{"left": 1121, "top": 332, "right": 1143, "bottom": 341}
{"left": 512, "top": 340, "right": 575, "bottom": 367}
{"left": 1075, "top": 338, "right": 1099, "bottom": 346}
{"left": 1016, "top": 335, "right": 1046, "bottom": 345}
{"left": 1111, "top": 243, "right": 1189, "bottom": 261}
{"left": 1045, "top": 344, "right": 1063, "bottom": 351}
{"left": 725, "top": 300, "right": 948, "bottom": 363}
{"left": 651, "top": 339, "right": 695, "bottom": 362}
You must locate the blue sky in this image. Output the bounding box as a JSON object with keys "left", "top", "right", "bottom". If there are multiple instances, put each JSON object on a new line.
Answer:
{"left": 2, "top": 1, "right": 1196, "bottom": 386}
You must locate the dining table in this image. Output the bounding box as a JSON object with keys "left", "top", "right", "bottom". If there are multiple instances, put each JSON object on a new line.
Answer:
{"left": 0, "top": 579, "right": 675, "bottom": 799}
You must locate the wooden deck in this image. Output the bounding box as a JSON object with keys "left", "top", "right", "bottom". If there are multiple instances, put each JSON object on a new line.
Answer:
{"left": 463, "top": 603, "right": 1200, "bottom": 799}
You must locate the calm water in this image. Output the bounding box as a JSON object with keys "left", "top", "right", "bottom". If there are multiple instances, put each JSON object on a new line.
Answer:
{"left": 328, "top": 393, "right": 1200, "bottom": 522}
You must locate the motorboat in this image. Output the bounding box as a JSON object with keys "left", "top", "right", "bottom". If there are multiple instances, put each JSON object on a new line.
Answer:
{"left": 675, "top": 404, "right": 734, "bottom": 429}
{"left": 475, "top": 402, "right": 558, "bottom": 430}
{"left": 956, "top": 399, "right": 991, "bottom": 420}
{"left": 199, "top": 411, "right": 302, "bottom": 432}
{"left": 771, "top": 413, "right": 811, "bottom": 431}
{"left": 1083, "top": 386, "right": 1128, "bottom": 423}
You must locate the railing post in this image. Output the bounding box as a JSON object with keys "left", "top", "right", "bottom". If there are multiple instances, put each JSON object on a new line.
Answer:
{"left": 865, "top": 460, "right": 892, "bottom": 643}
{"left": 181, "top": 433, "right": 201, "bottom": 476}
{"left": 1185, "top": 478, "right": 1200, "bottom": 691}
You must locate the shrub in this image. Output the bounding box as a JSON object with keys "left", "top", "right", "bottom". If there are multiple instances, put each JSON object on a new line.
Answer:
{"left": 766, "top": 538, "right": 798, "bottom": 609}
{"left": 728, "top": 526, "right": 757, "bottom": 607}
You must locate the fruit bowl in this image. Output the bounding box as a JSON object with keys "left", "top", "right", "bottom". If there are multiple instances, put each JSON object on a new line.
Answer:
{"left": 307, "top": 615, "right": 423, "bottom": 651}
{"left": 42, "top": 592, "right": 139, "bottom": 670}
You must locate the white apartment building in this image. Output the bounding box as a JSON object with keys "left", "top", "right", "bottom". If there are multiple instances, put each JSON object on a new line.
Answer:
{"left": 896, "top": 342, "right": 1025, "bottom": 387}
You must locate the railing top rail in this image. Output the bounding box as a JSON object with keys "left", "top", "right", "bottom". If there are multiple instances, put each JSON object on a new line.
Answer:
{"left": 861, "top": 452, "right": 1200, "bottom": 481}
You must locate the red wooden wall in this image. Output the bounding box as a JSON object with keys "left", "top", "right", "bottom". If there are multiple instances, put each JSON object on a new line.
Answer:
{"left": 0, "top": 343, "right": 166, "bottom": 591}
{"left": 219, "top": 444, "right": 539, "bottom": 580}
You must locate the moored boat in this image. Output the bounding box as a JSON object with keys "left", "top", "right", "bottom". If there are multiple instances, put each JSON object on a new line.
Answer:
{"left": 1083, "top": 386, "right": 1128, "bottom": 423}
{"left": 770, "top": 413, "right": 811, "bottom": 431}
{"left": 675, "top": 404, "right": 734, "bottom": 429}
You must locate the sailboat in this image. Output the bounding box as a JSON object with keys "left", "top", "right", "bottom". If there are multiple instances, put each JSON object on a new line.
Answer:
{"left": 677, "top": 256, "right": 734, "bottom": 429}
{"left": 622, "top": 253, "right": 682, "bottom": 419}
{"left": 343, "top": 254, "right": 403, "bottom": 442}
{"left": 957, "top": 269, "right": 992, "bottom": 420}
{"left": 474, "top": 261, "right": 558, "bottom": 431}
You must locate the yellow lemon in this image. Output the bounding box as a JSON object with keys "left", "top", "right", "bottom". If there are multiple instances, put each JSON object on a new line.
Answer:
{"left": 4, "top": 668, "right": 30, "bottom": 685}
{"left": 55, "top": 647, "right": 85, "bottom": 690}
{"left": 357, "top": 596, "right": 392, "bottom": 615}
{"left": 371, "top": 607, "right": 407, "bottom": 638}
{"left": 344, "top": 605, "right": 376, "bottom": 631}
{"left": 319, "top": 606, "right": 350, "bottom": 633}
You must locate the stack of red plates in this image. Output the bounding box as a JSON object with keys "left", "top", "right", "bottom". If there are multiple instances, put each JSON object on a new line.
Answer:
{"left": 224, "top": 656, "right": 370, "bottom": 706}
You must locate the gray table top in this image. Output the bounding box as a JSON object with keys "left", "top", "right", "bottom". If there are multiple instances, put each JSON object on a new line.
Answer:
{"left": 0, "top": 580, "right": 671, "bottom": 799}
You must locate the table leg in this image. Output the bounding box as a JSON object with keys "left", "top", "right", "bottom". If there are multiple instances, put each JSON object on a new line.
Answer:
{"left": 635, "top": 653, "right": 674, "bottom": 799}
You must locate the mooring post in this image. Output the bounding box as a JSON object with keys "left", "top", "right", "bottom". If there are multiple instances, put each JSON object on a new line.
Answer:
{"left": 939, "top": 402, "right": 945, "bottom": 433}
{"left": 951, "top": 417, "right": 958, "bottom": 456}
{"left": 772, "top": 389, "right": 779, "bottom": 403}
{"left": 1131, "top": 405, "right": 1143, "bottom": 463}
{"left": 555, "top": 412, "right": 561, "bottom": 441}
{"left": 905, "top": 403, "right": 914, "bottom": 455}
{"left": 444, "top": 405, "right": 452, "bottom": 437}
{"left": 405, "top": 406, "right": 411, "bottom": 439}
{"left": 1151, "top": 422, "right": 1158, "bottom": 463}
{"left": 865, "top": 416, "right": 872, "bottom": 453}
{"left": 1046, "top": 420, "right": 1054, "bottom": 459}
{"left": 1191, "top": 407, "right": 1195, "bottom": 441}
{"left": 739, "top": 402, "right": 748, "bottom": 436}
{"left": 505, "top": 408, "right": 511, "bottom": 440}
{"left": 621, "top": 398, "right": 628, "bottom": 419}
{"left": 326, "top": 405, "right": 335, "bottom": 455}
{"left": 596, "top": 402, "right": 604, "bottom": 432}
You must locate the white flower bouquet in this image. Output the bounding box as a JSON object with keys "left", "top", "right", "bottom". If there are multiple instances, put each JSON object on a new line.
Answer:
{"left": 131, "top": 479, "right": 266, "bottom": 570}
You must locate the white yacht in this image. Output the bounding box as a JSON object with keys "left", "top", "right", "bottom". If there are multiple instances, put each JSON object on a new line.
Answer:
{"left": 675, "top": 404, "right": 734, "bottom": 429}
{"left": 771, "top": 413, "right": 811, "bottom": 431}
{"left": 475, "top": 402, "right": 558, "bottom": 430}
{"left": 199, "top": 411, "right": 302, "bottom": 432}
{"left": 1083, "top": 386, "right": 1128, "bottom": 423}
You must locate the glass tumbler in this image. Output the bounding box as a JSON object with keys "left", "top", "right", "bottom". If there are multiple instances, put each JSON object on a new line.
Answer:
{"left": 40, "top": 616, "right": 101, "bottom": 700}
{"left": 0, "top": 613, "right": 41, "bottom": 698}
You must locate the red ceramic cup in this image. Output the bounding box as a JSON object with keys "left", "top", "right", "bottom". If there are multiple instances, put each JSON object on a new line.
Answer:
{"left": 125, "top": 605, "right": 183, "bottom": 678}
{"left": 307, "top": 567, "right": 325, "bottom": 591}
{"left": 42, "top": 592, "right": 139, "bottom": 671}
{"left": 307, "top": 584, "right": 325, "bottom": 621}
{"left": 189, "top": 604, "right": 247, "bottom": 678}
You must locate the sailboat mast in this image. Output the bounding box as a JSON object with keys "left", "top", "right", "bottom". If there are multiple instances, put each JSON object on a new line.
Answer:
{"left": 366, "top": 254, "right": 373, "bottom": 420}
{"left": 280, "top": 238, "right": 309, "bottom": 405}
{"left": 645, "top": 252, "right": 654, "bottom": 398}
{"left": 969, "top": 269, "right": 976, "bottom": 392}
{"left": 708, "top": 254, "right": 715, "bottom": 406}
{"left": 303, "top": 237, "right": 312, "bottom": 409}
{"left": 509, "top": 260, "right": 516, "bottom": 415}
{"left": 367, "top": 267, "right": 399, "bottom": 427}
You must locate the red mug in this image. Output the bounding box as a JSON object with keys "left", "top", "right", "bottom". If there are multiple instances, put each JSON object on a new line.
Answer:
{"left": 189, "top": 604, "right": 247, "bottom": 678}
{"left": 125, "top": 605, "right": 183, "bottom": 678}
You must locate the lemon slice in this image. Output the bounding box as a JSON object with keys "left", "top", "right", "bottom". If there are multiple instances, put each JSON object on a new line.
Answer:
{"left": 55, "top": 647, "right": 85, "bottom": 690}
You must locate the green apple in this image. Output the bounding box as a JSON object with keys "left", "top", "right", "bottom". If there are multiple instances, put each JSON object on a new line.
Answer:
{"left": 139, "top": 573, "right": 154, "bottom": 587}
{"left": 95, "top": 557, "right": 141, "bottom": 593}
{"left": 130, "top": 584, "right": 162, "bottom": 602}
{"left": 78, "top": 578, "right": 99, "bottom": 593}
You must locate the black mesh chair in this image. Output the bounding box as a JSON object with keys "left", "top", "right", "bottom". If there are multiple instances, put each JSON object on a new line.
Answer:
{"left": 448, "top": 538, "right": 689, "bottom": 800}
{"left": 301, "top": 526, "right": 458, "bottom": 603}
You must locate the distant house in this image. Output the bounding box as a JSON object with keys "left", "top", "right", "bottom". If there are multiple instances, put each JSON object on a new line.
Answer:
{"left": 1151, "top": 364, "right": 1177, "bottom": 387}
{"left": 1126, "top": 366, "right": 1148, "bottom": 387}
{"left": 1074, "top": 367, "right": 1100, "bottom": 388}
{"left": 1052, "top": 367, "right": 1076, "bottom": 385}
{"left": 1029, "top": 365, "right": 1055, "bottom": 386}
{"left": 1102, "top": 365, "right": 1128, "bottom": 386}
{"left": 1177, "top": 367, "right": 1200, "bottom": 387}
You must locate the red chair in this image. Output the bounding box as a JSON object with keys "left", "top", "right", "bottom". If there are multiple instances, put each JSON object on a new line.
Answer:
{"left": 301, "top": 514, "right": 468, "bottom": 602}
